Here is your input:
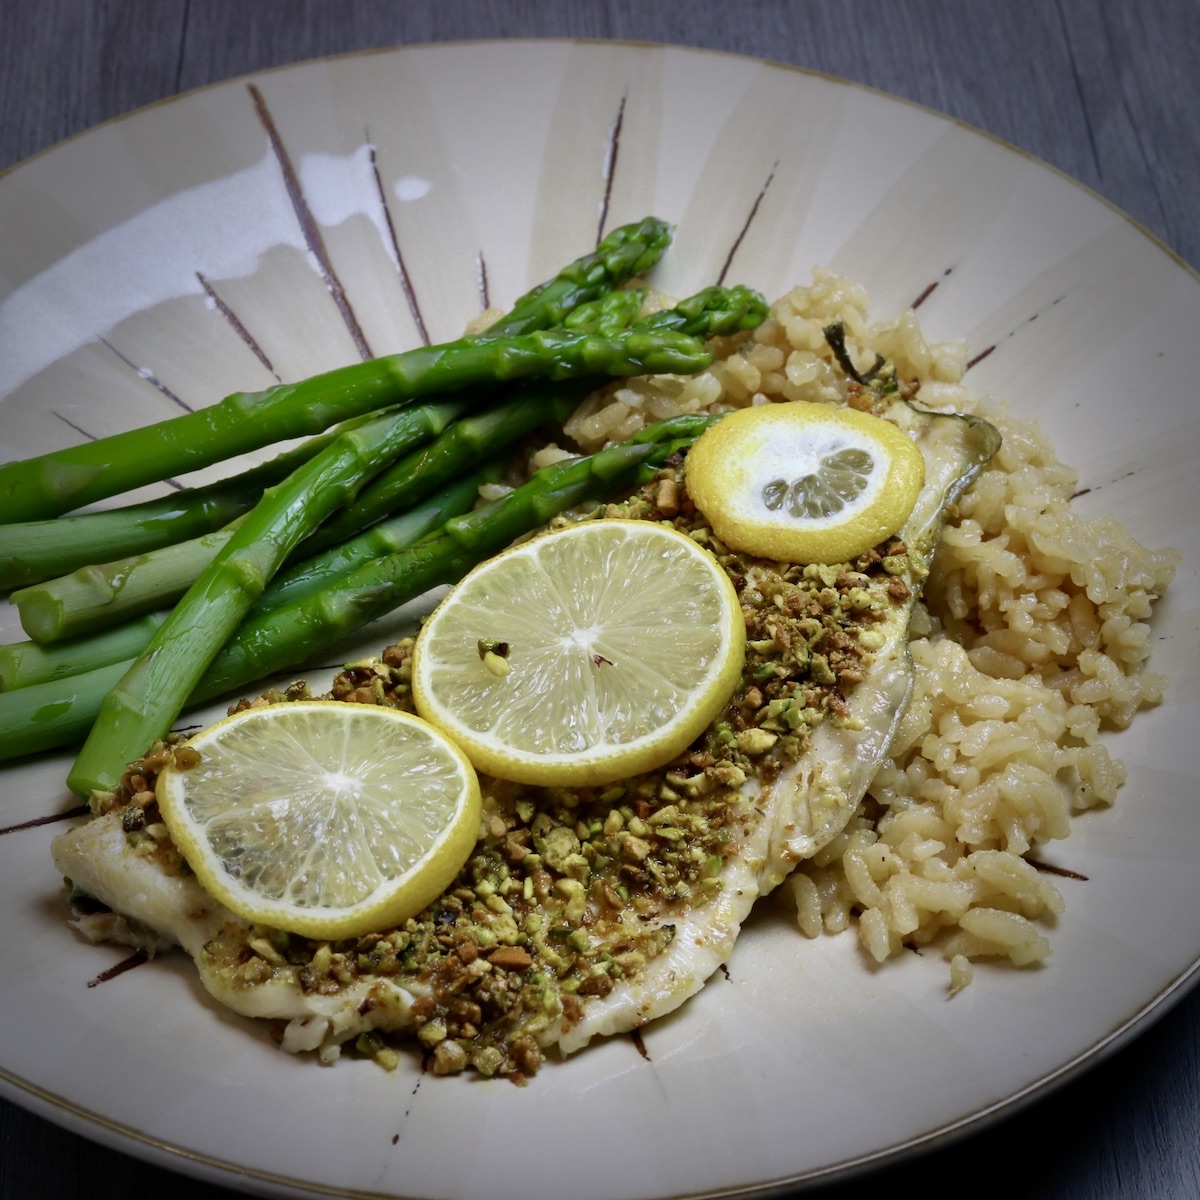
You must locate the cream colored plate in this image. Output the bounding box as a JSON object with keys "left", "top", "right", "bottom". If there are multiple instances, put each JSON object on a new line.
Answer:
{"left": 1, "top": 40, "right": 1197, "bottom": 1200}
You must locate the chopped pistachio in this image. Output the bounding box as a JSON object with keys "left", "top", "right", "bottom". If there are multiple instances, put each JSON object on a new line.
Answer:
{"left": 858, "top": 627, "right": 887, "bottom": 651}
{"left": 737, "top": 727, "right": 779, "bottom": 755}
{"left": 554, "top": 878, "right": 588, "bottom": 923}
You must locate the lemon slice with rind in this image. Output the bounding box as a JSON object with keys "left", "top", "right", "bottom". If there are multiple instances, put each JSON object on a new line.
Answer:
{"left": 411, "top": 519, "right": 745, "bottom": 787}
{"left": 156, "top": 701, "right": 481, "bottom": 939}
{"left": 685, "top": 401, "right": 925, "bottom": 564}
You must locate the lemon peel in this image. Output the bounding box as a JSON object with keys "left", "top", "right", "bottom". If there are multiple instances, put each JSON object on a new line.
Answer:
{"left": 684, "top": 402, "right": 926, "bottom": 564}
{"left": 411, "top": 519, "right": 746, "bottom": 787}
{"left": 155, "top": 701, "right": 481, "bottom": 939}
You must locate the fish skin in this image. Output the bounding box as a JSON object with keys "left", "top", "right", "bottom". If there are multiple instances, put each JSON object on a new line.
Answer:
{"left": 50, "top": 400, "right": 999, "bottom": 1069}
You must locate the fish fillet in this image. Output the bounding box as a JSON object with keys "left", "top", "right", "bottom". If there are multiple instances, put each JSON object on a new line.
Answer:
{"left": 52, "top": 399, "right": 999, "bottom": 1078}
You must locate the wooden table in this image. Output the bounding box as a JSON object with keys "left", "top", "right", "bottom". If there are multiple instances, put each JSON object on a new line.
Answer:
{"left": 1, "top": 2, "right": 1197, "bottom": 1197}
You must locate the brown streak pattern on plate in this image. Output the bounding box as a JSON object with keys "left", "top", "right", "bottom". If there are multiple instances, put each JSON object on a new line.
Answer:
{"left": 718, "top": 166, "right": 775, "bottom": 286}
{"left": 912, "top": 280, "right": 940, "bottom": 309}
{"left": 597, "top": 93, "right": 626, "bottom": 245}
{"left": 476, "top": 251, "right": 490, "bottom": 312}
{"left": 52, "top": 411, "right": 98, "bottom": 441}
{"left": 965, "top": 344, "right": 996, "bottom": 370}
{"left": 248, "top": 82, "right": 374, "bottom": 362}
{"left": 1029, "top": 859, "right": 1090, "bottom": 881}
{"left": 98, "top": 337, "right": 193, "bottom": 412}
{"left": 195, "top": 271, "right": 280, "bottom": 378}
{"left": 0, "top": 805, "right": 89, "bottom": 837}
{"left": 86, "top": 952, "right": 148, "bottom": 988}
{"left": 1070, "top": 468, "right": 1136, "bottom": 498}
{"left": 966, "top": 293, "right": 1069, "bottom": 372}
{"left": 913, "top": 267, "right": 955, "bottom": 310}
{"left": 368, "top": 143, "right": 430, "bottom": 346}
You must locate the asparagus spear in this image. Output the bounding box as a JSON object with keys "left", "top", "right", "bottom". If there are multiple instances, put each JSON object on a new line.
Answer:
{"left": 0, "top": 416, "right": 714, "bottom": 768}
{"left": 62, "top": 317, "right": 710, "bottom": 798}
{"left": 477, "top": 217, "right": 668, "bottom": 338}
{"left": 2, "top": 288, "right": 642, "bottom": 621}
{"left": 0, "top": 472, "right": 489, "bottom": 698}
{"left": 11, "top": 395, "right": 476, "bottom": 643}
{"left": 561, "top": 287, "right": 646, "bottom": 335}
{"left": 0, "top": 612, "right": 168, "bottom": 691}
{"left": 636, "top": 284, "right": 768, "bottom": 337}
{"left": 0, "top": 220, "right": 673, "bottom": 524}
{"left": 2, "top": 324, "right": 706, "bottom": 525}
{"left": 299, "top": 382, "right": 583, "bottom": 558}
{"left": 55, "top": 389, "right": 469, "bottom": 791}
{"left": 12, "top": 520, "right": 246, "bottom": 644}
{"left": 0, "top": 232, "right": 665, "bottom": 585}
{"left": 15, "top": 284, "right": 767, "bottom": 640}
{"left": 302, "top": 285, "right": 767, "bottom": 556}
{"left": 12, "top": 381, "right": 578, "bottom": 643}
{"left": 199, "top": 420, "right": 714, "bottom": 699}
{"left": 0, "top": 662, "right": 131, "bottom": 763}
{"left": 0, "top": 412, "right": 386, "bottom": 592}
{"left": 256, "top": 469, "right": 491, "bottom": 611}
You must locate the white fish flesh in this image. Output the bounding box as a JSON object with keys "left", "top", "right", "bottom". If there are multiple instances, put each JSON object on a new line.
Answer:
{"left": 52, "top": 399, "right": 999, "bottom": 1077}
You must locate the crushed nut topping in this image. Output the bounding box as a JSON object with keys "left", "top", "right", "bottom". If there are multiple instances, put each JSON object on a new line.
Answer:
{"left": 92, "top": 463, "right": 910, "bottom": 1082}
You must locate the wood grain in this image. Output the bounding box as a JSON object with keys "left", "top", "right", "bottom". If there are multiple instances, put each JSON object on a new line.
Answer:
{"left": 1, "top": 2, "right": 1197, "bottom": 1198}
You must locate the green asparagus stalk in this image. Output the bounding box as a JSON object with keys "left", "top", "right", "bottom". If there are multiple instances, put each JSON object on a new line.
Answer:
{"left": 6, "top": 295, "right": 637, "bottom": 629}
{"left": 300, "top": 382, "right": 585, "bottom": 558}
{"left": 0, "top": 220, "right": 674, "bottom": 524}
{"left": 62, "top": 343, "right": 708, "bottom": 798}
{"left": 13, "top": 379, "right": 578, "bottom": 643}
{"left": 0, "top": 412, "right": 387, "bottom": 592}
{"left": 0, "top": 473, "right": 489, "bottom": 697}
{"left": 637, "top": 284, "right": 768, "bottom": 338}
{"left": 12, "top": 284, "right": 766, "bottom": 640}
{"left": 301, "top": 285, "right": 767, "bottom": 557}
{"left": 478, "top": 218, "right": 668, "bottom": 338}
{"left": 187, "top": 421, "right": 707, "bottom": 706}
{"left": 12, "top": 520, "right": 245, "bottom": 644}
{"left": 0, "top": 612, "right": 168, "bottom": 691}
{"left": 11, "top": 396, "right": 475, "bottom": 643}
{"left": 198, "top": 415, "right": 719, "bottom": 701}
{"left": 0, "top": 662, "right": 131, "bottom": 763}
{"left": 256, "top": 469, "right": 490, "bottom": 611}
{"left": 0, "top": 225, "right": 668, "bottom": 583}
{"left": 1, "top": 417, "right": 713, "bottom": 773}
{"left": 2, "top": 325, "right": 707, "bottom": 526}
{"left": 0, "top": 476, "right": 489, "bottom": 757}
{"left": 59, "top": 389, "right": 485, "bottom": 792}
{"left": 560, "top": 287, "right": 646, "bottom": 335}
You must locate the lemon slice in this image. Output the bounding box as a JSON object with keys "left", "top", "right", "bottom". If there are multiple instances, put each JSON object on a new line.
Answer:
{"left": 411, "top": 519, "right": 746, "bottom": 787}
{"left": 155, "top": 701, "right": 481, "bottom": 939}
{"left": 685, "top": 402, "right": 925, "bottom": 564}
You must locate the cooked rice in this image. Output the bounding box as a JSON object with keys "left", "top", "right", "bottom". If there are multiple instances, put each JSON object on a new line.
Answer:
{"left": 564, "top": 268, "right": 1179, "bottom": 984}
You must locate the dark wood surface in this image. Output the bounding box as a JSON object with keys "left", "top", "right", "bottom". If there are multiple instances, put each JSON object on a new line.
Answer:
{"left": 1, "top": 2, "right": 1197, "bottom": 1197}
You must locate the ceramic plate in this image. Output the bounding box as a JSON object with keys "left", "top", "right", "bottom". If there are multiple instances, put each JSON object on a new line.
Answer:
{"left": 1, "top": 40, "right": 1197, "bottom": 1200}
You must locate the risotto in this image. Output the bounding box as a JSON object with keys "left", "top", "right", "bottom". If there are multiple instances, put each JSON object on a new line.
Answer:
{"left": 556, "top": 268, "right": 1179, "bottom": 986}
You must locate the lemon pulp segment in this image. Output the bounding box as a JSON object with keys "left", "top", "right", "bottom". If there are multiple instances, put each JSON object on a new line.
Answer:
{"left": 411, "top": 519, "right": 746, "bottom": 786}
{"left": 684, "top": 402, "right": 925, "bottom": 564}
{"left": 155, "top": 701, "right": 481, "bottom": 939}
